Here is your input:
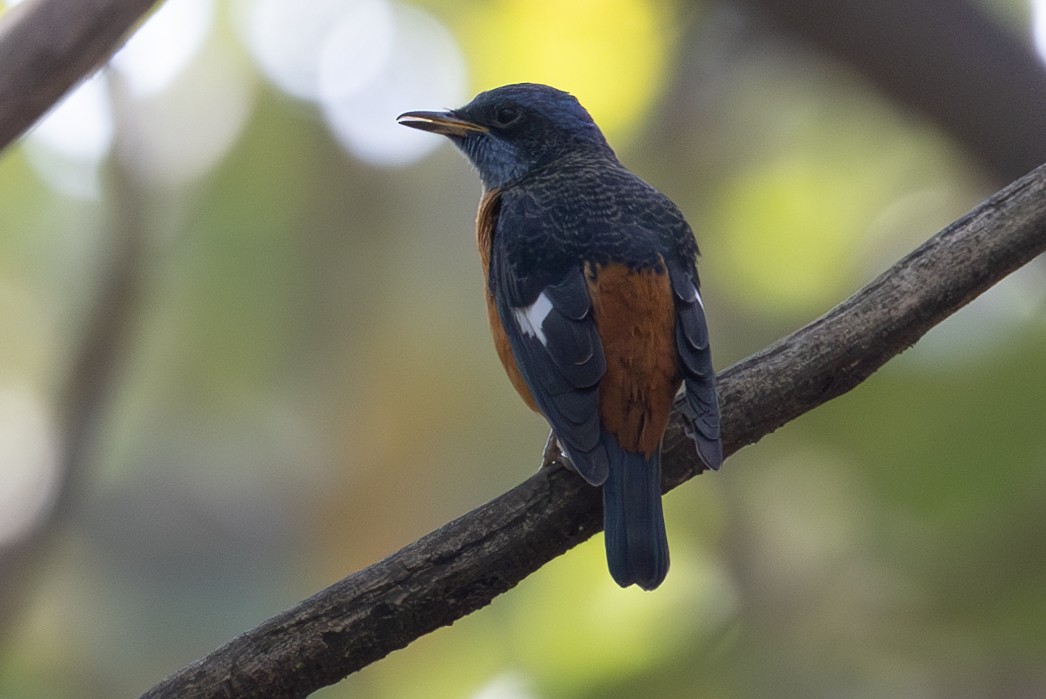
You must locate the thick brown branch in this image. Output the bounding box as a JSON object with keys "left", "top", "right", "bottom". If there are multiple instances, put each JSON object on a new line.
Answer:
{"left": 142, "top": 166, "right": 1046, "bottom": 697}
{"left": 0, "top": 0, "right": 161, "bottom": 151}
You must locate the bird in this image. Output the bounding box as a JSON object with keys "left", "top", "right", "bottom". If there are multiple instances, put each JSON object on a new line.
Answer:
{"left": 398, "top": 83, "right": 722, "bottom": 590}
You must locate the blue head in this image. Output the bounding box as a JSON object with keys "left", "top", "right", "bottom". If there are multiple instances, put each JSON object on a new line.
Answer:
{"left": 398, "top": 83, "right": 615, "bottom": 189}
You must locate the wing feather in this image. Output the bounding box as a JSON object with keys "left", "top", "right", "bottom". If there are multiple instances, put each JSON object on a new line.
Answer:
{"left": 494, "top": 263, "right": 609, "bottom": 485}
{"left": 668, "top": 263, "right": 723, "bottom": 471}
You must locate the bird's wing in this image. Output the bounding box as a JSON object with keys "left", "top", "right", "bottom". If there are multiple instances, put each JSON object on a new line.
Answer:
{"left": 668, "top": 262, "right": 723, "bottom": 471}
{"left": 494, "top": 264, "right": 610, "bottom": 485}
{"left": 489, "top": 197, "right": 610, "bottom": 485}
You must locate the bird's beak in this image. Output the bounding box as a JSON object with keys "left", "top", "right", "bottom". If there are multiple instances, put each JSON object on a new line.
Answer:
{"left": 397, "top": 110, "right": 488, "bottom": 136}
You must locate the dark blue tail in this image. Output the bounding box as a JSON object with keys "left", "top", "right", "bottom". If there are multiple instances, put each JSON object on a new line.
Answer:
{"left": 602, "top": 437, "right": 669, "bottom": 590}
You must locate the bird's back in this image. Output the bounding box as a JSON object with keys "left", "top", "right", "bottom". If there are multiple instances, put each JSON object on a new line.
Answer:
{"left": 400, "top": 83, "right": 722, "bottom": 589}
{"left": 482, "top": 157, "right": 713, "bottom": 590}
{"left": 498, "top": 156, "right": 697, "bottom": 281}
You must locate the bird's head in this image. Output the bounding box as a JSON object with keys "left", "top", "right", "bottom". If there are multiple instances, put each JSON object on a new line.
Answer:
{"left": 398, "top": 83, "right": 615, "bottom": 189}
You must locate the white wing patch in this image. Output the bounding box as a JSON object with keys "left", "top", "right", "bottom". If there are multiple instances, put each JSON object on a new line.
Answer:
{"left": 513, "top": 291, "right": 554, "bottom": 347}
{"left": 694, "top": 285, "right": 705, "bottom": 310}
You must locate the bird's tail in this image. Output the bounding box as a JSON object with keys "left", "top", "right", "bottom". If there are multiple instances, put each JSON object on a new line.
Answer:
{"left": 602, "top": 437, "right": 669, "bottom": 591}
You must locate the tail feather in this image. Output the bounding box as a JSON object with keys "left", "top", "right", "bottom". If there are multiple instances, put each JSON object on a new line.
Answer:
{"left": 602, "top": 437, "right": 669, "bottom": 590}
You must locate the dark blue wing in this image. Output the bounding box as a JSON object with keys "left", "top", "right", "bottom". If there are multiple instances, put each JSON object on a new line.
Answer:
{"left": 492, "top": 258, "right": 610, "bottom": 486}
{"left": 668, "top": 263, "right": 723, "bottom": 471}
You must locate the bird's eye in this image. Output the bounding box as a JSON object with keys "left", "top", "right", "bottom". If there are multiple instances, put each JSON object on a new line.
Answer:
{"left": 492, "top": 106, "right": 521, "bottom": 128}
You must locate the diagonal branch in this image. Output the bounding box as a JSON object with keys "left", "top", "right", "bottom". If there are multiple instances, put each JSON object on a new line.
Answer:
{"left": 0, "top": 0, "right": 162, "bottom": 151}
{"left": 142, "top": 165, "right": 1046, "bottom": 698}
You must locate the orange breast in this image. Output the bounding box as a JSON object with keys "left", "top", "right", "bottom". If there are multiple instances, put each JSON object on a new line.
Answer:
{"left": 586, "top": 261, "right": 680, "bottom": 457}
{"left": 476, "top": 189, "right": 540, "bottom": 413}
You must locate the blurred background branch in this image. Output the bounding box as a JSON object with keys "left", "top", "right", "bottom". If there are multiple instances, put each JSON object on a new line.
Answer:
{"left": 0, "top": 73, "right": 149, "bottom": 633}
{"left": 731, "top": 0, "right": 1046, "bottom": 181}
{"left": 142, "top": 162, "right": 1046, "bottom": 698}
{"left": 0, "top": 0, "right": 161, "bottom": 640}
{"left": 0, "top": 0, "right": 162, "bottom": 151}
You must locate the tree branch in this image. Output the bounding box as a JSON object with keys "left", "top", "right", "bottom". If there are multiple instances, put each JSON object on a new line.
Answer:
{"left": 0, "top": 75, "right": 150, "bottom": 632}
{"left": 142, "top": 164, "right": 1046, "bottom": 697}
{"left": 0, "top": 0, "right": 162, "bottom": 151}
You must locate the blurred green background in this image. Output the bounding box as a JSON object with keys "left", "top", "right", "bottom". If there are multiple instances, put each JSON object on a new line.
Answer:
{"left": 2, "top": 0, "right": 1046, "bottom": 697}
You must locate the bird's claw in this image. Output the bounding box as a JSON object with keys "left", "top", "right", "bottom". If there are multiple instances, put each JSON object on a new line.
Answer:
{"left": 540, "top": 431, "right": 571, "bottom": 471}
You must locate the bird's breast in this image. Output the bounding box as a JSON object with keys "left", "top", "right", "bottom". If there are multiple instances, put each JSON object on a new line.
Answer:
{"left": 476, "top": 188, "right": 540, "bottom": 412}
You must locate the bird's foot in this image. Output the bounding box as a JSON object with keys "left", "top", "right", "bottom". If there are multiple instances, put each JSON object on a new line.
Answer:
{"left": 540, "top": 431, "right": 571, "bottom": 471}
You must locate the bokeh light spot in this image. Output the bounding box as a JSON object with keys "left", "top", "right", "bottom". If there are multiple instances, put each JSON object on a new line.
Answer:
{"left": 26, "top": 72, "right": 112, "bottom": 163}
{"left": 470, "top": 672, "right": 536, "bottom": 699}
{"left": 111, "top": 0, "right": 215, "bottom": 97}
{"left": 1034, "top": 0, "right": 1046, "bottom": 63}
{"left": 238, "top": 0, "right": 356, "bottom": 101}
{"left": 714, "top": 156, "right": 864, "bottom": 311}
{"left": 237, "top": 0, "right": 466, "bottom": 167}
{"left": 0, "top": 386, "right": 59, "bottom": 545}
{"left": 318, "top": 2, "right": 467, "bottom": 166}
{"left": 705, "top": 69, "right": 974, "bottom": 316}
{"left": 316, "top": 0, "right": 395, "bottom": 102}
{"left": 115, "top": 41, "right": 256, "bottom": 188}
{"left": 23, "top": 0, "right": 223, "bottom": 196}
{"left": 23, "top": 72, "right": 112, "bottom": 198}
